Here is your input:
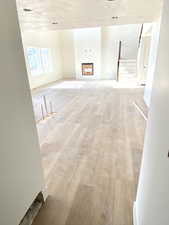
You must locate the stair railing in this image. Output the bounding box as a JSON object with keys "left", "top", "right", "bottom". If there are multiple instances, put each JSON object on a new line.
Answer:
{"left": 117, "top": 40, "right": 122, "bottom": 82}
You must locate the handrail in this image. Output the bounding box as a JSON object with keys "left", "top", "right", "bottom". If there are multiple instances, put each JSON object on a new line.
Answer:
{"left": 117, "top": 40, "right": 122, "bottom": 82}
{"left": 138, "top": 24, "right": 144, "bottom": 48}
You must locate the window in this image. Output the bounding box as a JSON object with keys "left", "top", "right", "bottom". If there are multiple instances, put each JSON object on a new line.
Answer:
{"left": 27, "top": 47, "right": 53, "bottom": 76}
{"left": 27, "top": 48, "right": 42, "bottom": 76}
{"left": 41, "top": 48, "right": 53, "bottom": 73}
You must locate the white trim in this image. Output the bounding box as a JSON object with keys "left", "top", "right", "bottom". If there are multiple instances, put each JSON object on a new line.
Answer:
{"left": 133, "top": 202, "right": 138, "bottom": 225}
{"left": 133, "top": 101, "right": 148, "bottom": 121}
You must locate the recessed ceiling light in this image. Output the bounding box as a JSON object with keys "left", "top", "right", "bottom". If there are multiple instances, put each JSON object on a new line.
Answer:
{"left": 23, "top": 8, "right": 32, "bottom": 12}
{"left": 52, "top": 22, "right": 58, "bottom": 25}
{"left": 112, "top": 16, "right": 118, "bottom": 19}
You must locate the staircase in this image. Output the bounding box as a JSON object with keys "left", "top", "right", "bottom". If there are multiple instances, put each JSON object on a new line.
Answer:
{"left": 118, "top": 60, "right": 137, "bottom": 83}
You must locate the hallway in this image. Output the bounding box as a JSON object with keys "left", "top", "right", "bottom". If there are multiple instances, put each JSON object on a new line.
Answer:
{"left": 32, "top": 80, "right": 146, "bottom": 225}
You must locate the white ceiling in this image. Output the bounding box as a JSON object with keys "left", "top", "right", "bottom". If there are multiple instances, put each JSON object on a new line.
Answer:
{"left": 16, "top": 0, "right": 162, "bottom": 31}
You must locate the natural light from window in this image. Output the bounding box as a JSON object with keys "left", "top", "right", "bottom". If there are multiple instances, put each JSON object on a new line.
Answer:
{"left": 27, "top": 47, "right": 53, "bottom": 76}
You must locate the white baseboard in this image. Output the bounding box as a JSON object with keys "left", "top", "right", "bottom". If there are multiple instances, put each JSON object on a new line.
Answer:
{"left": 133, "top": 202, "right": 138, "bottom": 225}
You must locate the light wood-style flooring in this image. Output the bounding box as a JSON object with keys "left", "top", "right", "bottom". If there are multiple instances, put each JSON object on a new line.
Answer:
{"left": 32, "top": 80, "right": 146, "bottom": 225}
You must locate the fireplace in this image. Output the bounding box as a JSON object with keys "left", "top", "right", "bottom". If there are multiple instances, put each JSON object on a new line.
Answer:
{"left": 82, "top": 63, "right": 94, "bottom": 76}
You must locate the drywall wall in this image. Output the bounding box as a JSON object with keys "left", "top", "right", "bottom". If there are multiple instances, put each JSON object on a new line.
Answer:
{"left": 21, "top": 24, "right": 141, "bottom": 84}
{"left": 22, "top": 30, "right": 62, "bottom": 89}
{"left": 107, "top": 24, "right": 141, "bottom": 60}
{"left": 21, "top": 24, "right": 142, "bottom": 85}
{"left": 137, "top": 36, "right": 151, "bottom": 85}
{"left": 60, "top": 25, "right": 141, "bottom": 81}
{"left": 135, "top": 1, "right": 169, "bottom": 225}
{"left": 74, "top": 27, "right": 101, "bottom": 80}
{"left": 0, "top": 1, "right": 45, "bottom": 225}
{"left": 60, "top": 30, "right": 76, "bottom": 79}
{"left": 101, "top": 24, "right": 141, "bottom": 80}
{"left": 144, "top": 21, "right": 161, "bottom": 107}
{"left": 101, "top": 26, "right": 119, "bottom": 80}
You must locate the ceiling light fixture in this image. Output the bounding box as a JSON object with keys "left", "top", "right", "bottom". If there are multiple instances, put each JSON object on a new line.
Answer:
{"left": 52, "top": 22, "right": 58, "bottom": 25}
{"left": 23, "top": 8, "right": 32, "bottom": 12}
{"left": 112, "top": 16, "right": 118, "bottom": 19}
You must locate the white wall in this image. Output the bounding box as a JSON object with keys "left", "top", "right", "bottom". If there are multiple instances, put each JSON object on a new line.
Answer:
{"left": 101, "top": 24, "right": 141, "bottom": 80}
{"left": 135, "top": 1, "right": 169, "bottom": 224}
{"left": 22, "top": 31, "right": 62, "bottom": 89}
{"left": 60, "top": 30, "right": 76, "bottom": 79}
{"left": 144, "top": 21, "right": 161, "bottom": 106}
{"left": 0, "top": 1, "right": 45, "bottom": 225}
{"left": 108, "top": 24, "right": 141, "bottom": 60}
{"left": 101, "top": 27, "right": 119, "bottom": 80}
{"left": 73, "top": 24, "right": 140, "bottom": 80}
{"left": 21, "top": 24, "right": 141, "bottom": 86}
{"left": 74, "top": 27, "right": 101, "bottom": 80}
{"left": 137, "top": 36, "right": 151, "bottom": 85}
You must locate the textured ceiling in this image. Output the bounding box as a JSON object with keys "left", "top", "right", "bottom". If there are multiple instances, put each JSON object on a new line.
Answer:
{"left": 16, "top": 0, "right": 162, "bottom": 31}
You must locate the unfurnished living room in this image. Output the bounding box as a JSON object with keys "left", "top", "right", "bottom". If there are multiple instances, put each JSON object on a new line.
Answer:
{"left": 1, "top": 0, "right": 169, "bottom": 225}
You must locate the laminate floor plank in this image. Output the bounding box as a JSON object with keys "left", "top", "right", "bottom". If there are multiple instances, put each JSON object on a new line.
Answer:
{"left": 32, "top": 80, "right": 146, "bottom": 225}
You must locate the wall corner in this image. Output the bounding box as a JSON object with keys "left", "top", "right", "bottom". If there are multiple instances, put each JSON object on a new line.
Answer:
{"left": 133, "top": 201, "right": 139, "bottom": 225}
